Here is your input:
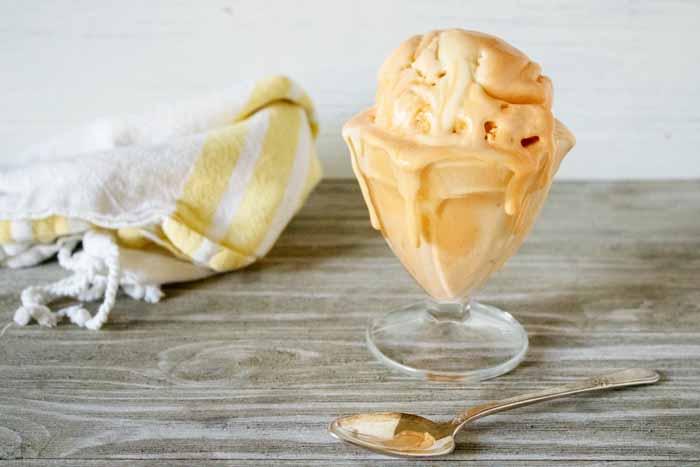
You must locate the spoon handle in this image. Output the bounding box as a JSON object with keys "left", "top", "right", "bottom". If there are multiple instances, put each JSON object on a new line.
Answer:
{"left": 452, "top": 368, "right": 659, "bottom": 427}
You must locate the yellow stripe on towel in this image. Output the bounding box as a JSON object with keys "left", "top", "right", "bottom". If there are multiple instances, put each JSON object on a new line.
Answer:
{"left": 0, "top": 216, "right": 75, "bottom": 244}
{"left": 297, "top": 142, "right": 322, "bottom": 212}
{"left": 0, "top": 221, "right": 11, "bottom": 244}
{"left": 236, "top": 75, "right": 293, "bottom": 122}
{"left": 32, "top": 216, "right": 71, "bottom": 243}
{"left": 164, "top": 101, "right": 313, "bottom": 271}
{"left": 218, "top": 102, "right": 302, "bottom": 262}
{"left": 168, "top": 120, "right": 251, "bottom": 257}
{"left": 237, "top": 75, "right": 318, "bottom": 137}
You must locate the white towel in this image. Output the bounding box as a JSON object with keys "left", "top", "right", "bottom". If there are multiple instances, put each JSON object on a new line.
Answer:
{"left": 1, "top": 75, "right": 322, "bottom": 330}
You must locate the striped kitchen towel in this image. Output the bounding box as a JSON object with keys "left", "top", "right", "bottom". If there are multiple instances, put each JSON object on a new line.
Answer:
{"left": 0, "top": 75, "right": 322, "bottom": 330}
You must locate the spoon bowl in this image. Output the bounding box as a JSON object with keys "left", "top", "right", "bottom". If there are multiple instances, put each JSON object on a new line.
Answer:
{"left": 329, "top": 368, "right": 660, "bottom": 458}
{"left": 329, "top": 412, "right": 456, "bottom": 457}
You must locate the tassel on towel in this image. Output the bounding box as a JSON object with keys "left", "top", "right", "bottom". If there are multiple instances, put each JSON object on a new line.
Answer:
{"left": 14, "top": 230, "right": 162, "bottom": 330}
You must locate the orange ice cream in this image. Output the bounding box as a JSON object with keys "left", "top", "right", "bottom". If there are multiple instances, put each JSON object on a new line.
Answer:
{"left": 343, "top": 29, "right": 575, "bottom": 300}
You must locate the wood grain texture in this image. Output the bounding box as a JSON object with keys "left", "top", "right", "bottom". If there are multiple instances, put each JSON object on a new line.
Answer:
{"left": 0, "top": 463, "right": 692, "bottom": 467}
{"left": 2, "top": 462, "right": 690, "bottom": 467}
{"left": 1, "top": 1, "right": 699, "bottom": 179}
{"left": 0, "top": 180, "right": 699, "bottom": 465}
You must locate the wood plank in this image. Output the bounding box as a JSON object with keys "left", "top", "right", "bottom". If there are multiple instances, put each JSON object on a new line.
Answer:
{"left": 0, "top": 462, "right": 691, "bottom": 467}
{"left": 1, "top": 461, "right": 689, "bottom": 467}
{"left": 0, "top": 180, "right": 699, "bottom": 463}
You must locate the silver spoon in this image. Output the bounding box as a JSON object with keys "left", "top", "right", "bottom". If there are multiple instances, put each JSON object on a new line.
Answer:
{"left": 329, "top": 368, "right": 659, "bottom": 458}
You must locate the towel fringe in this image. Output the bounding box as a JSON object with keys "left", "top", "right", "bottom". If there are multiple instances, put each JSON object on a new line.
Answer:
{"left": 13, "top": 230, "right": 161, "bottom": 330}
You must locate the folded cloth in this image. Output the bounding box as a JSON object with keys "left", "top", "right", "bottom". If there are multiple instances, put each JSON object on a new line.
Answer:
{"left": 1, "top": 75, "right": 322, "bottom": 329}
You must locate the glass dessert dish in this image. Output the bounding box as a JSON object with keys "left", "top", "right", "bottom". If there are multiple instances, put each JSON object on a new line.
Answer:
{"left": 343, "top": 30, "right": 575, "bottom": 381}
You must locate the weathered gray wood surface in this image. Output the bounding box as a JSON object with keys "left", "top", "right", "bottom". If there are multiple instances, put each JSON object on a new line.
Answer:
{"left": 0, "top": 180, "right": 699, "bottom": 465}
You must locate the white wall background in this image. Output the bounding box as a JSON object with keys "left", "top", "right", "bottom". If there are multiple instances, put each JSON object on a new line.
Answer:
{"left": 1, "top": 0, "right": 698, "bottom": 179}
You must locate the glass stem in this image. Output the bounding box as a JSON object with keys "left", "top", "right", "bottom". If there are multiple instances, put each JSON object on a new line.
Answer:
{"left": 427, "top": 299, "right": 471, "bottom": 322}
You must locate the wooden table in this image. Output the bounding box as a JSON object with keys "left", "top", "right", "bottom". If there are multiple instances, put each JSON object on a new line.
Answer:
{"left": 1, "top": 180, "right": 699, "bottom": 466}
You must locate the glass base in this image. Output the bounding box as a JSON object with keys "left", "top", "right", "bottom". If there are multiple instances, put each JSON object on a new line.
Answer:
{"left": 366, "top": 300, "right": 528, "bottom": 381}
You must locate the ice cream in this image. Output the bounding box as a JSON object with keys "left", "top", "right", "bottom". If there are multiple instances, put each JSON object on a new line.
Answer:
{"left": 343, "top": 29, "right": 575, "bottom": 300}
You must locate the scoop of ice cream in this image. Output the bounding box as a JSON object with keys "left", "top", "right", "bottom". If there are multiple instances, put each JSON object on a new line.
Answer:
{"left": 374, "top": 30, "right": 555, "bottom": 214}
{"left": 375, "top": 29, "right": 552, "bottom": 147}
